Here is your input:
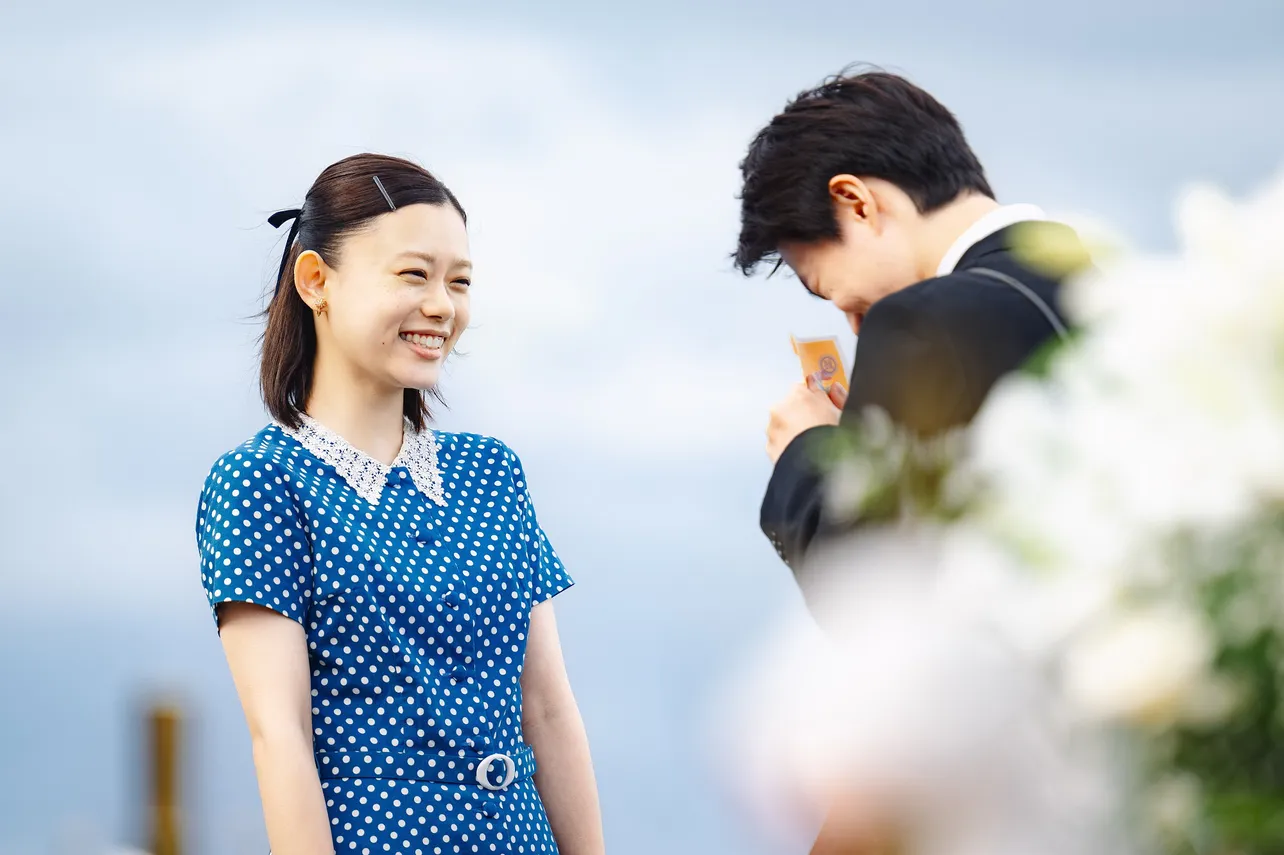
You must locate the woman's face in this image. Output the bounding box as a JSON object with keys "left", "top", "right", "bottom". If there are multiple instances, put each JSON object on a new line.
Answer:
{"left": 309, "top": 203, "right": 471, "bottom": 394}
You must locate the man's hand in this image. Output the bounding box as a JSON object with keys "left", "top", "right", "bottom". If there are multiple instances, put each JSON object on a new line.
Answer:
{"left": 766, "top": 374, "right": 848, "bottom": 463}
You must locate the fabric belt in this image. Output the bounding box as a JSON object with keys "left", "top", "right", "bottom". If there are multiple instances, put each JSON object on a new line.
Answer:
{"left": 314, "top": 743, "right": 536, "bottom": 789}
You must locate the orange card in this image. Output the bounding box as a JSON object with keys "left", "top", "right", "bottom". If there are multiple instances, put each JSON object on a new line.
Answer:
{"left": 791, "top": 335, "right": 848, "bottom": 394}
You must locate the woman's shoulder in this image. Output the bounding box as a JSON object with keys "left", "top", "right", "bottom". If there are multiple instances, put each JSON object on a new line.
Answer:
{"left": 202, "top": 423, "right": 307, "bottom": 491}
{"left": 433, "top": 429, "right": 514, "bottom": 457}
{"left": 196, "top": 425, "right": 310, "bottom": 532}
{"left": 431, "top": 429, "right": 527, "bottom": 475}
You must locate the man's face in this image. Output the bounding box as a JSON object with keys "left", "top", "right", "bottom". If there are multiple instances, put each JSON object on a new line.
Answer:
{"left": 780, "top": 212, "right": 920, "bottom": 335}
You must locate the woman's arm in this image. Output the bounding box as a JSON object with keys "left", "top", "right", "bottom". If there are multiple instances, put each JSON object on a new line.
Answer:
{"left": 522, "top": 601, "right": 605, "bottom": 855}
{"left": 218, "top": 602, "right": 334, "bottom": 855}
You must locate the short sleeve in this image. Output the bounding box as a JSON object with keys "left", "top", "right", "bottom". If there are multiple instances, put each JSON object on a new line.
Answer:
{"left": 504, "top": 446, "right": 574, "bottom": 605}
{"left": 196, "top": 450, "right": 312, "bottom": 629}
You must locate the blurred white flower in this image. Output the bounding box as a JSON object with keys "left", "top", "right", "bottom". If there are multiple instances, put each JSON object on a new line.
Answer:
{"left": 935, "top": 526, "right": 1118, "bottom": 660}
{"left": 1145, "top": 773, "right": 1202, "bottom": 840}
{"left": 716, "top": 530, "right": 1124, "bottom": 855}
{"left": 824, "top": 453, "right": 880, "bottom": 521}
{"left": 722, "top": 165, "right": 1284, "bottom": 854}
{"left": 1062, "top": 605, "right": 1214, "bottom": 729}
{"left": 1177, "top": 673, "right": 1244, "bottom": 728}
{"left": 964, "top": 174, "right": 1284, "bottom": 620}
{"left": 1218, "top": 588, "right": 1272, "bottom": 646}
{"left": 1178, "top": 171, "right": 1284, "bottom": 291}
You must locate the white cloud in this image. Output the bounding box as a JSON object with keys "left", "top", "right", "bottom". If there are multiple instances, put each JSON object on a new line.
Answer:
{"left": 75, "top": 21, "right": 847, "bottom": 461}
{"left": 3, "top": 497, "right": 200, "bottom": 613}
{"left": 0, "top": 20, "right": 857, "bottom": 617}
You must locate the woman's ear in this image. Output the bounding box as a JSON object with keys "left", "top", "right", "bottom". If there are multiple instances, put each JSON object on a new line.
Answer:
{"left": 293, "top": 250, "right": 328, "bottom": 311}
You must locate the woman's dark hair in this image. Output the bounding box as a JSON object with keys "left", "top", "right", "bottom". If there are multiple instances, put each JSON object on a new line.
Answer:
{"left": 734, "top": 66, "right": 994, "bottom": 276}
{"left": 261, "top": 153, "right": 467, "bottom": 431}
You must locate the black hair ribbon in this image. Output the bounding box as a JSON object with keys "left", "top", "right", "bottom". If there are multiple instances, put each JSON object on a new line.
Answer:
{"left": 268, "top": 207, "right": 303, "bottom": 292}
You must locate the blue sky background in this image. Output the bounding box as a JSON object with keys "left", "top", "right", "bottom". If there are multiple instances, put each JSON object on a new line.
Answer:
{"left": 1, "top": 1, "right": 1281, "bottom": 853}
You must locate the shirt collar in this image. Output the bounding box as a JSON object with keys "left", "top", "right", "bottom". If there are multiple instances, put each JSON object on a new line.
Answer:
{"left": 935, "top": 203, "right": 1048, "bottom": 276}
{"left": 278, "top": 414, "right": 446, "bottom": 507}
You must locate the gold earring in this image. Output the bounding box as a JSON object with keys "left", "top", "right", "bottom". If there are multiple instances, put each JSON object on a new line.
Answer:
{"left": 315, "top": 298, "right": 328, "bottom": 315}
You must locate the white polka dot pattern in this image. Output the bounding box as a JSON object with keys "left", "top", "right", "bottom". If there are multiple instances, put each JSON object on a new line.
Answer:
{"left": 196, "top": 424, "right": 573, "bottom": 853}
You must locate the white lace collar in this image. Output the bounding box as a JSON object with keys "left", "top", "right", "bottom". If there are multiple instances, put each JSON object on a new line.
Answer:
{"left": 278, "top": 414, "right": 446, "bottom": 507}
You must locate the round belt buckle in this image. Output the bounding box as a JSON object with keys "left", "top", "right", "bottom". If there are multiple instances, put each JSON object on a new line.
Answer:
{"left": 476, "top": 753, "right": 517, "bottom": 791}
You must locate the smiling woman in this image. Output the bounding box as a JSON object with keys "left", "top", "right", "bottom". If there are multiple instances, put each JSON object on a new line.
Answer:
{"left": 196, "top": 153, "right": 605, "bottom": 855}
{"left": 260, "top": 154, "right": 472, "bottom": 432}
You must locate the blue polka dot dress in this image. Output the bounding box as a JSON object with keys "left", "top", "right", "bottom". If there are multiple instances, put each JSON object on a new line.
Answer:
{"left": 196, "top": 415, "right": 574, "bottom": 854}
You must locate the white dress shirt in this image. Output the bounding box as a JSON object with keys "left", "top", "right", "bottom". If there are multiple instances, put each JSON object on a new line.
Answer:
{"left": 935, "top": 203, "right": 1047, "bottom": 276}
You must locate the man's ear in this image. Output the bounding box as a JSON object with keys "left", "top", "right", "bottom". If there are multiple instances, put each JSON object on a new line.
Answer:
{"left": 828, "top": 174, "right": 878, "bottom": 225}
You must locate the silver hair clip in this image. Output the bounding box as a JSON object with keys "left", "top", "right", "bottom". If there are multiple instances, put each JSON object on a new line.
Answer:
{"left": 372, "top": 175, "right": 397, "bottom": 211}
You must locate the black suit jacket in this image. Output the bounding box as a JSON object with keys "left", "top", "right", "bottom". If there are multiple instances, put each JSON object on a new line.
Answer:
{"left": 761, "top": 222, "right": 1088, "bottom": 581}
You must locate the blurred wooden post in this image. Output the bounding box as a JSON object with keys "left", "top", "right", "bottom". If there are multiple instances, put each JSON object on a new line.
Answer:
{"left": 148, "top": 703, "right": 183, "bottom": 855}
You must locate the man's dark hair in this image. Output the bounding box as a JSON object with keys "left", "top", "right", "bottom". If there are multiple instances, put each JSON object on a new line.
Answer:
{"left": 261, "top": 153, "right": 467, "bottom": 431}
{"left": 734, "top": 66, "right": 994, "bottom": 275}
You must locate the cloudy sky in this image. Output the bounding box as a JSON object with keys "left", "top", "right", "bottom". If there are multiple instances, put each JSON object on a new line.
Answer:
{"left": 1, "top": 1, "right": 1280, "bottom": 853}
